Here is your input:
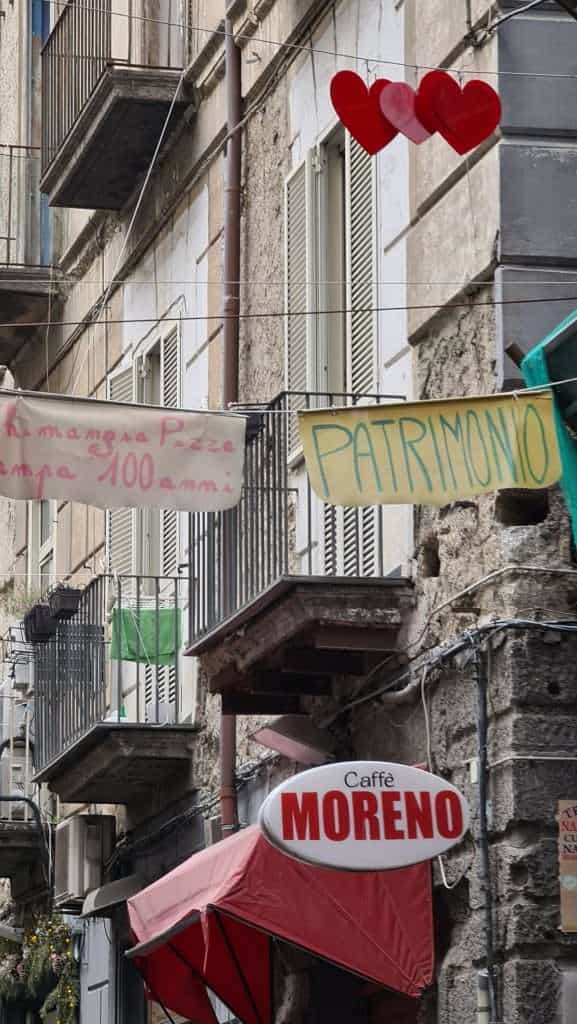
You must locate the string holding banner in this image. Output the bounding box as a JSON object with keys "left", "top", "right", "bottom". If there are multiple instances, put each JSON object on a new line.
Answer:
{"left": 0, "top": 393, "right": 246, "bottom": 513}
{"left": 298, "top": 390, "right": 561, "bottom": 507}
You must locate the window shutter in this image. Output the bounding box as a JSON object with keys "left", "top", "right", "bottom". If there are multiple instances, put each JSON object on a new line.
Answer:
{"left": 107, "top": 367, "right": 134, "bottom": 575}
{"left": 342, "top": 136, "right": 379, "bottom": 577}
{"left": 346, "top": 135, "right": 376, "bottom": 397}
{"left": 145, "top": 665, "right": 176, "bottom": 717}
{"left": 285, "top": 157, "right": 313, "bottom": 451}
{"left": 160, "top": 329, "right": 180, "bottom": 576}
{"left": 323, "top": 504, "right": 338, "bottom": 576}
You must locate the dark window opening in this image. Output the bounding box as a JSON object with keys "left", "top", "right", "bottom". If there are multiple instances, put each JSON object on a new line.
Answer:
{"left": 116, "top": 941, "right": 146, "bottom": 1024}
{"left": 421, "top": 534, "right": 441, "bottom": 578}
{"left": 494, "top": 489, "right": 549, "bottom": 527}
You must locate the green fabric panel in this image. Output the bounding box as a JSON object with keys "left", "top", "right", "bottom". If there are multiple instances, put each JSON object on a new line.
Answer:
{"left": 522, "top": 311, "right": 577, "bottom": 548}
{"left": 110, "top": 608, "right": 181, "bottom": 665}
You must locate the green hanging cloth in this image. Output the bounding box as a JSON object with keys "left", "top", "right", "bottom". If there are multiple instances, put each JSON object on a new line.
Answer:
{"left": 110, "top": 608, "right": 182, "bottom": 665}
{"left": 522, "top": 312, "right": 577, "bottom": 549}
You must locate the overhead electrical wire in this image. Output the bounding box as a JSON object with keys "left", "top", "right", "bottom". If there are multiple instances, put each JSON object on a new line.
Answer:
{"left": 4, "top": 292, "right": 577, "bottom": 334}
{"left": 5, "top": 276, "right": 577, "bottom": 288}
{"left": 43, "top": 0, "right": 577, "bottom": 82}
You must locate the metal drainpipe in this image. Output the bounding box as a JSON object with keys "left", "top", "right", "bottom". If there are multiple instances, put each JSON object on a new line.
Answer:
{"left": 471, "top": 640, "right": 498, "bottom": 1023}
{"left": 220, "top": 2, "right": 242, "bottom": 835}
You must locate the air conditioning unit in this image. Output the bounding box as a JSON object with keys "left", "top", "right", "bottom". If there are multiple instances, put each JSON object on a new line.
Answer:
{"left": 204, "top": 815, "right": 222, "bottom": 847}
{"left": 54, "top": 815, "right": 116, "bottom": 912}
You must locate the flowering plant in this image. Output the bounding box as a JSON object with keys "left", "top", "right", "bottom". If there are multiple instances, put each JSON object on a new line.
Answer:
{"left": 0, "top": 944, "right": 25, "bottom": 1003}
{"left": 0, "top": 916, "right": 79, "bottom": 1024}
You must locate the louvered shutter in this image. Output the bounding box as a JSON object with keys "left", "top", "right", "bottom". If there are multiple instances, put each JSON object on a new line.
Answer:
{"left": 328, "top": 136, "right": 380, "bottom": 577}
{"left": 160, "top": 329, "right": 180, "bottom": 576}
{"left": 323, "top": 504, "right": 338, "bottom": 576}
{"left": 346, "top": 136, "right": 377, "bottom": 397}
{"left": 285, "top": 157, "right": 313, "bottom": 451}
{"left": 107, "top": 367, "right": 134, "bottom": 575}
{"left": 145, "top": 664, "right": 176, "bottom": 719}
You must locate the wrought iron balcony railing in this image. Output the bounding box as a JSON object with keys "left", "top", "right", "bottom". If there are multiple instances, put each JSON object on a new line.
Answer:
{"left": 41, "top": 0, "right": 185, "bottom": 178}
{"left": 188, "top": 390, "right": 402, "bottom": 644}
{"left": 33, "top": 574, "right": 188, "bottom": 774}
{"left": 187, "top": 0, "right": 223, "bottom": 70}
{"left": 0, "top": 144, "right": 46, "bottom": 268}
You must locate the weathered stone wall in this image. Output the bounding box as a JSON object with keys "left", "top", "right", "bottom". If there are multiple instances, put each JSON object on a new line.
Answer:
{"left": 378, "top": 296, "right": 577, "bottom": 1024}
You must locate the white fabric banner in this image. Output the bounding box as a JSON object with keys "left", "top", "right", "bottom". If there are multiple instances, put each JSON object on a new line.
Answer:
{"left": 0, "top": 393, "right": 246, "bottom": 512}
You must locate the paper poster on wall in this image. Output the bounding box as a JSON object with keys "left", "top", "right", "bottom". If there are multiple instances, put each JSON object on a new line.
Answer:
{"left": 559, "top": 801, "right": 577, "bottom": 932}
{"left": 299, "top": 390, "right": 560, "bottom": 507}
{"left": 0, "top": 392, "right": 246, "bottom": 512}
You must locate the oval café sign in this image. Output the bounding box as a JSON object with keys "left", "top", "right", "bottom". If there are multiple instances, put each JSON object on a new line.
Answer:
{"left": 259, "top": 761, "right": 470, "bottom": 871}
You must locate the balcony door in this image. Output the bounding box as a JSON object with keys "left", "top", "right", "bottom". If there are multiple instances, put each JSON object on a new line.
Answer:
{"left": 106, "top": 328, "right": 183, "bottom": 724}
{"left": 285, "top": 129, "right": 384, "bottom": 578}
{"left": 107, "top": 329, "right": 181, "bottom": 581}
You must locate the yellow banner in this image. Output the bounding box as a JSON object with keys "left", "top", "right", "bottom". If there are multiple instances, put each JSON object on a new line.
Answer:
{"left": 299, "top": 390, "right": 561, "bottom": 506}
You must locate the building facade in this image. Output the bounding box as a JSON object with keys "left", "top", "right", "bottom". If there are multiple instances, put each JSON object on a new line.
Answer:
{"left": 0, "top": 0, "right": 576, "bottom": 1022}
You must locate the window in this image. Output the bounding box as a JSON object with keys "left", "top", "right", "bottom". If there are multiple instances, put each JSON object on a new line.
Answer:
{"left": 285, "top": 129, "right": 381, "bottom": 577}
{"left": 28, "top": 499, "right": 55, "bottom": 595}
{"left": 107, "top": 329, "right": 182, "bottom": 717}
{"left": 285, "top": 127, "right": 377, "bottom": 407}
{"left": 39, "top": 499, "right": 51, "bottom": 548}
{"left": 107, "top": 326, "right": 181, "bottom": 579}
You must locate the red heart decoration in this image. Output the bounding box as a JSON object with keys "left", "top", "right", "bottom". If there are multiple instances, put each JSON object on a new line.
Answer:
{"left": 379, "top": 82, "right": 431, "bottom": 145}
{"left": 330, "top": 70, "right": 398, "bottom": 156}
{"left": 415, "top": 70, "right": 501, "bottom": 156}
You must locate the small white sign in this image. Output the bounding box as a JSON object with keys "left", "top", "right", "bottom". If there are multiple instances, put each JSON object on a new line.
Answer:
{"left": 259, "top": 761, "right": 470, "bottom": 871}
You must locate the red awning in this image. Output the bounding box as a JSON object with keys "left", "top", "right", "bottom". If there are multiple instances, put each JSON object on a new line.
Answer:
{"left": 127, "top": 825, "right": 434, "bottom": 1024}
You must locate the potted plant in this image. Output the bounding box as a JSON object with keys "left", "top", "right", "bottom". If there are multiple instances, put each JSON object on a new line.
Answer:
{"left": 23, "top": 608, "right": 36, "bottom": 643}
{"left": 30, "top": 604, "right": 57, "bottom": 642}
{"left": 48, "top": 584, "right": 82, "bottom": 621}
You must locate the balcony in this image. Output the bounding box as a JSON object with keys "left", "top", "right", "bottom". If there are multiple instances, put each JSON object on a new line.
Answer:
{"left": 32, "top": 574, "right": 196, "bottom": 805}
{"left": 0, "top": 144, "right": 60, "bottom": 368}
{"left": 41, "top": 1, "right": 192, "bottom": 209}
{"left": 188, "top": 392, "right": 413, "bottom": 712}
{"left": 0, "top": 693, "right": 47, "bottom": 899}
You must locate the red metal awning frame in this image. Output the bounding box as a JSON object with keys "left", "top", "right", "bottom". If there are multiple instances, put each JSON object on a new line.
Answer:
{"left": 127, "top": 825, "right": 434, "bottom": 1023}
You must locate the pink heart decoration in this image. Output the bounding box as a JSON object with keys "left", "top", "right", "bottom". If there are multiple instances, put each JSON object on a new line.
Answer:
{"left": 379, "top": 82, "right": 432, "bottom": 145}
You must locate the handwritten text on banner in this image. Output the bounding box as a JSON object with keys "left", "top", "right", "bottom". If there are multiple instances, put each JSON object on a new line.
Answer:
{"left": 0, "top": 393, "right": 246, "bottom": 512}
{"left": 299, "top": 391, "right": 561, "bottom": 506}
